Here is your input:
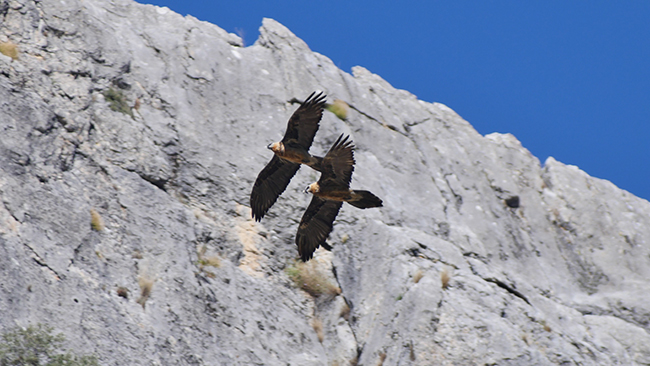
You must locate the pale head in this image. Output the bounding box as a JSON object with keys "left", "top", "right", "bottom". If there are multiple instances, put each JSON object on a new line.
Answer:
{"left": 304, "top": 182, "right": 320, "bottom": 194}
{"left": 267, "top": 141, "right": 284, "bottom": 154}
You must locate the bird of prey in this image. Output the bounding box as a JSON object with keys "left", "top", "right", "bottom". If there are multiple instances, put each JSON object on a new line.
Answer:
{"left": 296, "top": 134, "right": 383, "bottom": 261}
{"left": 250, "top": 91, "right": 327, "bottom": 222}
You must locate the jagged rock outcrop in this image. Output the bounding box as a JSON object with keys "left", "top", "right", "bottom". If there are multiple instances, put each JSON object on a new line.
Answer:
{"left": 1, "top": 0, "right": 650, "bottom": 365}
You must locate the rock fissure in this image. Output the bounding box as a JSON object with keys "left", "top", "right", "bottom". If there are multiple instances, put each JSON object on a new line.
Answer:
{"left": 24, "top": 242, "right": 62, "bottom": 280}
{"left": 484, "top": 277, "right": 531, "bottom": 305}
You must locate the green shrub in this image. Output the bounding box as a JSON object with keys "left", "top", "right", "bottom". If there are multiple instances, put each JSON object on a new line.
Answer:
{"left": 0, "top": 324, "right": 98, "bottom": 366}
{"left": 103, "top": 88, "right": 133, "bottom": 118}
{"left": 325, "top": 99, "right": 349, "bottom": 121}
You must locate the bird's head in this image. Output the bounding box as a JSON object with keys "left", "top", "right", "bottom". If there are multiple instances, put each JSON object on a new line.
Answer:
{"left": 304, "top": 182, "right": 319, "bottom": 194}
{"left": 267, "top": 142, "right": 284, "bottom": 154}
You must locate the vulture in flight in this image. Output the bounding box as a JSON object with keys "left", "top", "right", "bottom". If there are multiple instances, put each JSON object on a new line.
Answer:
{"left": 250, "top": 91, "right": 327, "bottom": 222}
{"left": 296, "top": 134, "right": 383, "bottom": 261}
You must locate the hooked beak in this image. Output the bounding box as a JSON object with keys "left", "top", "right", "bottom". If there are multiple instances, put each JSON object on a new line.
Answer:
{"left": 266, "top": 143, "right": 273, "bottom": 150}
{"left": 303, "top": 185, "right": 310, "bottom": 194}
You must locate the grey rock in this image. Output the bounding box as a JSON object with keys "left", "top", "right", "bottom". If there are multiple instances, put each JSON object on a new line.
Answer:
{"left": 1, "top": 0, "right": 650, "bottom": 365}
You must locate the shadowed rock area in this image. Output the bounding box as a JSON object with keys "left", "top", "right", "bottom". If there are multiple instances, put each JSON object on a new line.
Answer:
{"left": 1, "top": 0, "right": 650, "bottom": 365}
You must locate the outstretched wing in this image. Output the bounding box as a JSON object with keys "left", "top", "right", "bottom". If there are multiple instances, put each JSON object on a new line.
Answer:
{"left": 282, "top": 91, "right": 327, "bottom": 150}
{"left": 250, "top": 155, "right": 300, "bottom": 221}
{"left": 319, "top": 134, "right": 355, "bottom": 189}
{"left": 296, "top": 196, "right": 343, "bottom": 261}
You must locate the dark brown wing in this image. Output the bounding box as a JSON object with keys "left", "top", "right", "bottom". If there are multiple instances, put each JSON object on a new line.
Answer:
{"left": 319, "top": 134, "right": 355, "bottom": 189}
{"left": 282, "top": 91, "right": 327, "bottom": 150}
{"left": 296, "top": 196, "right": 343, "bottom": 261}
{"left": 250, "top": 155, "right": 300, "bottom": 222}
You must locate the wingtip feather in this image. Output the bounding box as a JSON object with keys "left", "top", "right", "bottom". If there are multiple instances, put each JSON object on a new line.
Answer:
{"left": 303, "top": 91, "right": 327, "bottom": 107}
{"left": 330, "top": 133, "right": 355, "bottom": 152}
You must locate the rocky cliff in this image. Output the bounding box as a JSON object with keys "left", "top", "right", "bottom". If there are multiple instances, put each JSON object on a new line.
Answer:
{"left": 1, "top": 0, "right": 650, "bottom": 365}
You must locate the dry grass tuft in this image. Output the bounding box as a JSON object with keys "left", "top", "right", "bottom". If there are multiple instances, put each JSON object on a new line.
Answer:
{"left": 286, "top": 261, "right": 341, "bottom": 297}
{"left": 340, "top": 234, "right": 349, "bottom": 244}
{"left": 312, "top": 318, "right": 324, "bottom": 343}
{"left": 340, "top": 301, "right": 351, "bottom": 321}
{"left": 90, "top": 208, "right": 104, "bottom": 231}
{"left": 197, "top": 245, "right": 221, "bottom": 274}
{"left": 376, "top": 352, "right": 387, "bottom": 366}
{"left": 195, "top": 246, "right": 221, "bottom": 278}
{"left": 441, "top": 268, "right": 451, "bottom": 289}
{"left": 413, "top": 270, "right": 424, "bottom": 284}
{"left": 136, "top": 276, "right": 154, "bottom": 309}
{"left": 0, "top": 42, "right": 19, "bottom": 60}
{"left": 200, "top": 255, "right": 221, "bottom": 268}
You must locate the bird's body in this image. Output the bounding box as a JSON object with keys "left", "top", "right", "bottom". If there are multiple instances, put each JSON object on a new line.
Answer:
{"left": 250, "top": 91, "right": 327, "bottom": 222}
{"left": 268, "top": 142, "right": 323, "bottom": 170}
{"left": 296, "top": 134, "right": 383, "bottom": 261}
{"left": 306, "top": 183, "right": 383, "bottom": 209}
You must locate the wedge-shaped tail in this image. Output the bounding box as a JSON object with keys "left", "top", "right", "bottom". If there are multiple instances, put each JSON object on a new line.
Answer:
{"left": 347, "top": 190, "right": 383, "bottom": 209}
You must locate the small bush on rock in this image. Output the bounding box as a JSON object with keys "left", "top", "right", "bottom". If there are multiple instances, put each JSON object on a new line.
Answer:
{"left": 0, "top": 324, "right": 98, "bottom": 366}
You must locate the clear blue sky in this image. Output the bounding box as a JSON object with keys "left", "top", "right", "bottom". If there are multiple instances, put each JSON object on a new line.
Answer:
{"left": 145, "top": 1, "right": 650, "bottom": 202}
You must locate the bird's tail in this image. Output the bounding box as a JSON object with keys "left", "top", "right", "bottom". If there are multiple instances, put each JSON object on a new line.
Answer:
{"left": 348, "top": 190, "right": 383, "bottom": 209}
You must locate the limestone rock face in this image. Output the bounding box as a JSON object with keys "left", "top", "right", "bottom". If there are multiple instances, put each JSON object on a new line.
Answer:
{"left": 1, "top": 1, "right": 650, "bottom": 365}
